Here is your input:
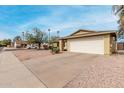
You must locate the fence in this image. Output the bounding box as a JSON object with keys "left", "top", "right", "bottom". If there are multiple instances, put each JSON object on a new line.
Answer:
{"left": 117, "top": 43, "right": 124, "bottom": 50}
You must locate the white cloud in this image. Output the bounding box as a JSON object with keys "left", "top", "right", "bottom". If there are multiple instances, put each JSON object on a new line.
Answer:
{"left": 14, "top": 6, "right": 119, "bottom": 37}
{"left": 17, "top": 12, "right": 118, "bottom": 32}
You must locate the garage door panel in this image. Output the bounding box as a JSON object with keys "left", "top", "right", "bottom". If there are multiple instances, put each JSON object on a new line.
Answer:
{"left": 68, "top": 36, "right": 104, "bottom": 54}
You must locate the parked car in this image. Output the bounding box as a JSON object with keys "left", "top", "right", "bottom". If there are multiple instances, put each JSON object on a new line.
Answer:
{"left": 27, "top": 45, "right": 38, "bottom": 49}
{"left": 43, "top": 44, "right": 49, "bottom": 50}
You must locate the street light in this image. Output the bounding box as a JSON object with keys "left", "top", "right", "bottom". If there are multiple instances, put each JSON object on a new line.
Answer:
{"left": 48, "top": 29, "right": 51, "bottom": 44}
{"left": 22, "top": 32, "right": 24, "bottom": 41}
{"left": 57, "top": 31, "right": 60, "bottom": 38}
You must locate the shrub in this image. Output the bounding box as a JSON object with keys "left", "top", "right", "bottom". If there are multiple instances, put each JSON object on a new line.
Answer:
{"left": 51, "top": 47, "right": 60, "bottom": 54}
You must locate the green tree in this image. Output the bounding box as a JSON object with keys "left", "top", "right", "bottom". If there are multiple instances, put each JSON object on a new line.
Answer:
{"left": 33, "top": 27, "right": 46, "bottom": 49}
{"left": 1, "top": 39, "right": 11, "bottom": 46}
{"left": 50, "top": 36, "right": 59, "bottom": 43}
{"left": 0, "top": 40, "right": 2, "bottom": 46}
{"left": 24, "top": 28, "right": 47, "bottom": 49}
{"left": 25, "top": 31, "right": 36, "bottom": 44}
{"left": 113, "top": 5, "right": 124, "bottom": 37}
{"left": 13, "top": 36, "right": 21, "bottom": 42}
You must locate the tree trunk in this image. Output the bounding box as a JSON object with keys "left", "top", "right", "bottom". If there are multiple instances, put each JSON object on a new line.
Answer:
{"left": 38, "top": 43, "right": 41, "bottom": 49}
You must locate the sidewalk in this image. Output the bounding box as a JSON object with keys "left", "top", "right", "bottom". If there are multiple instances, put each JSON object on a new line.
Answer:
{"left": 0, "top": 51, "right": 46, "bottom": 88}
{"left": 0, "top": 47, "right": 3, "bottom": 52}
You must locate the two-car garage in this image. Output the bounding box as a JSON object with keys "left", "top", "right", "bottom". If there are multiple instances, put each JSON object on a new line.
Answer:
{"left": 68, "top": 36, "right": 104, "bottom": 54}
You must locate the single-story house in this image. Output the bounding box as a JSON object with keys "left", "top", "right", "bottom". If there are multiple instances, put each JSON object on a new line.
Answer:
{"left": 59, "top": 29, "right": 117, "bottom": 55}
{"left": 14, "top": 40, "right": 27, "bottom": 48}
{"left": 14, "top": 40, "right": 22, "bottom": 48}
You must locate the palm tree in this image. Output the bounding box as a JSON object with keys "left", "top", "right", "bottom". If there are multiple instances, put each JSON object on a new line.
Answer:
{"left": 113, "top": 5, "right": 124, "bottom": 37}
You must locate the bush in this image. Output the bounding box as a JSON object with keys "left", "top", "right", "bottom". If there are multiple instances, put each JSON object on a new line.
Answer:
{"left": 49, "top": 45, "right": 52, "bottom": 49}
{"left": 51, "top": 47, "right": 60, "bottom": 54}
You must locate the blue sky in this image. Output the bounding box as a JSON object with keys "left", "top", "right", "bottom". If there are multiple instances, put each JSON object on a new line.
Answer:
{"left": 0, "top": 5, "right": 118, "bottom": 40}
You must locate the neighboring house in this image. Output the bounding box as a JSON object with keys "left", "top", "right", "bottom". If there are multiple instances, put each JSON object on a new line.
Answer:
{"left": 14, "top": 40, "right": 27, "bottom": 48}
{"left": 14, "top": 40, "right": 22, "bottom": 48}
{"left": 59, "top": 29, "right": 117, "bottom": 55}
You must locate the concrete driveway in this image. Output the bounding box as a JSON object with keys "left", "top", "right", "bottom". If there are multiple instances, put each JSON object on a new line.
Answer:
{"left": 22, "top": 52, "right": 87, "bottom": 87}
{"left": 18, "top": 51, "right": 124, "bottom": 88}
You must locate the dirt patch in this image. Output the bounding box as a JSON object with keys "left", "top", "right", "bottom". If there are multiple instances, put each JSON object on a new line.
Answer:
{"left": 13, "top": 49, "right": 52, "bottom": 61}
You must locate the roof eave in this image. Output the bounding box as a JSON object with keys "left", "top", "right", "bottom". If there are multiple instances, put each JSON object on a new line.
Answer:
{"left": 61, "top": 32, "right": 116, "bottom": 39}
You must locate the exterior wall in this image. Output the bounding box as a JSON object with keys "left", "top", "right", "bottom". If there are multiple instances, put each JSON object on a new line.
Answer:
{"left": 59, "top": 40, "right": 63, "bottom": 51}
{"left": 63, "top": 41, "right": 67, "bottom": 50}
{"left": 104, "top": 34, "right": 111, "bottom": 55}
{"left": 67, "top": 36, "right": 104, "bottom": 54}
{"left": 104, "top": 34, "right": 117, "bottom": 55}
{"left": 59, "top": 39, "right": 67, "bottom": 51}
{"left": 110, "top": 35, "right": 117, "bottom": 53}
{"left": 14, "top": 40, "right": 22, "bottom": 48}
{"left": 14, "top": 43, "right": 21, "bottom": 48}
{"left": 67, "top": 40, "right": 70, "bottom": 51}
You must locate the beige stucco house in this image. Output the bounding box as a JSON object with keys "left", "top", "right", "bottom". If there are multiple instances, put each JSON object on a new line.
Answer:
{"left": 59, "top": 29, "right": 117, "bottom": 55}
{"left": 14, "top": 40, "right": 27, "bottom": 48}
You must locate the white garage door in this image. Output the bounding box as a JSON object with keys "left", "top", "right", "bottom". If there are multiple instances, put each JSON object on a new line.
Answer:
{"left": 68, "top": 36, "right": 104, "bottom": 54}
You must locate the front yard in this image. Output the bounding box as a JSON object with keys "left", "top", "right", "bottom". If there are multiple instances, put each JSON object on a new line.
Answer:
{"left": 13, "top": 50, "right": 124, "bottom": 88}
